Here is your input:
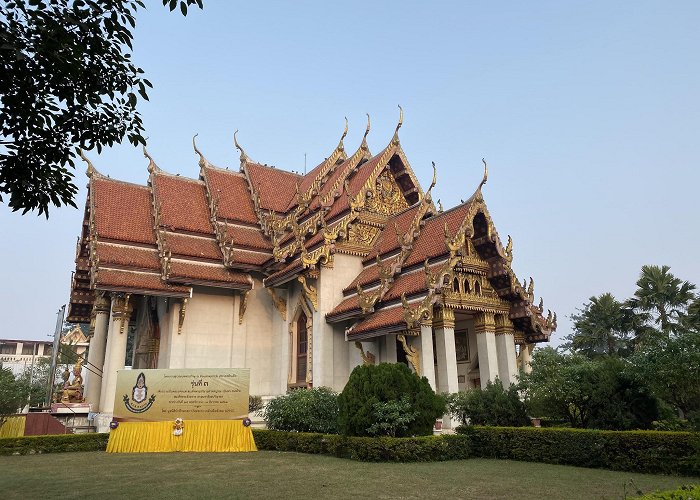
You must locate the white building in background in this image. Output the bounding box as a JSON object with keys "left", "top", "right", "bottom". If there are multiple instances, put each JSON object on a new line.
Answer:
{"left": 67, "top": 116, "right": 556, "bottom": 431}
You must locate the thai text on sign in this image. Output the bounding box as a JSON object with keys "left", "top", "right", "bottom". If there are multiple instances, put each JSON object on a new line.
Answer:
{"left": 113, "top": 368, "right": 250, "bottom": 421}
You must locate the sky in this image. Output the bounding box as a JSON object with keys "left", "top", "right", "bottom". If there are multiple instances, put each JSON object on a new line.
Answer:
{"left": 1, "top": 1, "right": 698, "bottom": 343}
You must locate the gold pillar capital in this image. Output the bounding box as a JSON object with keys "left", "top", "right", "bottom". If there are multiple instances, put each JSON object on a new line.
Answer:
{"left": 473, "top": 312, "right": 495, "bottom": 334}
{"left": 110, "top": 293, "right": 133, "bottom": 334}
{"left": 433, "top": 307, "right": 455, "bottom": 329}
{"left": 93, "top": 292, "right": 111, "bottom": 314}
{"left": 494, "top": 314, "right": 514, "bottom": 336}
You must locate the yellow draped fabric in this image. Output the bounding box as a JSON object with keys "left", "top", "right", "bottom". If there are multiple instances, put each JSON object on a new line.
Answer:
{"left": 0, "top": 416, "right": 26, "bottom": 438}
{"left": 106, "top": 420, "right": 257, "bottom": 453}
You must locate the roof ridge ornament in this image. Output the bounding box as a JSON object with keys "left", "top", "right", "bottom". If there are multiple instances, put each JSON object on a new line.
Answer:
{"left": 143, "top": 145, "right": 160, "bottom": 174}
{"left": 233, "top": 130, "right": 251, "bottom": 164}
{"left": 392, "top": 105, "right": 403, "bottom": 145}
{"left": 192, "top": 133, "right": 212, "bottom": 171}
{"left": 77, "top": 148, "right": 100, "bottom": 178}
{"left": 341, "top": 116, "right": 349, "bottom": 142}
{"left": 480, "top": 158, "right": 488, "bottom": 190}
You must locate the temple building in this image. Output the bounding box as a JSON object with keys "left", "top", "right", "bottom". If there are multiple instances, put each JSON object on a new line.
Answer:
{"left": 67, "top": 111, "right": 556, "bottom": 429}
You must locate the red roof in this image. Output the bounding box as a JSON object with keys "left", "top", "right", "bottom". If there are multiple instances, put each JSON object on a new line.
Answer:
{"left": 95, "top": 242, "right": 161, "bottom": 271}
{"left": 164, "top": 233, "right": 222, "bottom": 260}
{"left": 245, "top": 162, "right": 301, "bottom": 213}
{"left": 152, "top": 173, "right": 213, "bottom": 235}
{"left": 402, "top": 204, "right": 470, "bottom": 268}
{"left": 92, "top": 178, "right": 155, "bottom": 245}
{"left": 96, "top": 268, "right": 189, "bottom": 296}
{"left": 169, "top": 261, "right": 251, "bottom": 287}
{"left": 203, "top": 167, "right": 258, "bottom": 224}
{"left": 349, "top": 306, "right": 405, "bottom": 336}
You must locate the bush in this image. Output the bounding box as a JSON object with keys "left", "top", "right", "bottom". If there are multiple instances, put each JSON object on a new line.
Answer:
{"left": 456, "top": 426, "right": 700, "bottom": 476}
{"left": 0, "top": 433, "right": 109, "bottom": 455}
{"left": 248, "top": 395, "right": 264, "bottom": 414}
{"left": 634, "top": 485, "right": 700, "bottom": 499}
{"left": 252, "top": 429, "right": 471, "bottom": 462}
{"left": 446, "top": 379, "right": 530, "bottom": 427}
{"left": 264, "top": 387, "right": 338, "bottom": 434}
{"left": 338, "top": 363, "right": 445, "bottom": 437}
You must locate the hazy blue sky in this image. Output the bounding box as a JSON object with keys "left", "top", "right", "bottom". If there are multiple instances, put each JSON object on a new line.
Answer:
{"left": 1, "top": 1, "right": 698, "bottom": 343}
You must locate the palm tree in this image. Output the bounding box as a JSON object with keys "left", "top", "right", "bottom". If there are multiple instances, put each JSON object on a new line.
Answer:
{"left": 567, "top": 293, "right": 635, "bottom": 357}
{"left": 626, "top": 265, "right": 696, "bottom": 336}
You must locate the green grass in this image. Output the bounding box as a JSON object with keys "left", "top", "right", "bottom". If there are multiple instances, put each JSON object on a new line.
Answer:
{"left": 0, "top": 451, "right": 696, "bottom": 499}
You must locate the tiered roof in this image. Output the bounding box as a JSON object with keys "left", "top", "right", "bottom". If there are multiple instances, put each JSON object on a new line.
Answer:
{"left": 66, "top": 112, "right": 556, "bottom": 344}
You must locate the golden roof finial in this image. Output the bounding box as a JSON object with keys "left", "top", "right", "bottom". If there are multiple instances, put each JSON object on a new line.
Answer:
{"left": 364, "top": 113, "right": 371, "bottom": 139}
{"left": 437, "top": 199, "right": 444, "bottom": 212}
{"left": 479, "top": 158, "right": 488, "bottom": 190}
{"left": 192, "top": 133, "right": 211, "bottom": 170}
{"left": 233, "top": 130, "right": 250, "bottom": 163}
{"left": 77, "top": 148, "right": 96, "bottom": 178}
{"left": 143, "top": 145, "right": 159, "bottom": 174}
{"left": 392, "top": 105, "right": 403, "bottom": 144}
{"left": 341, "top": 117, "right": 349, "bottom": 142}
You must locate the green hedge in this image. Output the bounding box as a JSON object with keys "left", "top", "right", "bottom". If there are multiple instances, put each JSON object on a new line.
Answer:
{"left": 0, "top": 433, "right": 109, "bottom": 456}
{"left": 457, "top": 426, "right": 700, "bottom": 476}
{"left": 252, "top": 429, "right": 471, "bottom": 462}
{"left": 634, "top": 484, "right": 700, "bottom": 499}
{"left": 253, "top": 427, "right": 700, "bottom": 475}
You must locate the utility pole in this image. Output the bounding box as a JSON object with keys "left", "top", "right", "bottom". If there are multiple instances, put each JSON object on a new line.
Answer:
{"left": 45, "top": 305, "right": 65, "bottom": 407}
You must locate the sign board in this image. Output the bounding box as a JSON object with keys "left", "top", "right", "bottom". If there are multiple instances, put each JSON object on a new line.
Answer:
{"left": 113, "top": 368, "right": 250, "bottom": 421}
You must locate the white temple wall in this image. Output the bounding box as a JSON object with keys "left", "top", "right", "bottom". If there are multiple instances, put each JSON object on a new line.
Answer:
{"left": 313, "top": 253, "right": 363, "bottom": 390}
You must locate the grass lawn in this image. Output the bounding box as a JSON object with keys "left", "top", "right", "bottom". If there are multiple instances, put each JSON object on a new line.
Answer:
{"left": 0, "top": 451, "right": 696, "bottom": 500}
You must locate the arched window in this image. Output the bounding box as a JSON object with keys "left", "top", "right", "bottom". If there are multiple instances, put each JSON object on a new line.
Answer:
{"left": 474, "top": 281, "right": 481, "bottom": 296}
{"left": 296, "top": 313, "right": 308, "bottom": 384}
{"left": 453, "top": 277, "right": 460, "bottom": 292}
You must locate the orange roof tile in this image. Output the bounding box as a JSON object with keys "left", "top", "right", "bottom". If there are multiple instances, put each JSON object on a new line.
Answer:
{"left": 203, "top": 167, "right": 258, "bottom": 224}
{"left": 402, "top": 204, "right": 470, "bottom": 268}
{"left": 327, "top": 294, "right": 361, "bottom": 318}
{"left": 164, "top": 233, "right": 222, "bottom": 260}
{"left": 96, "top": 268, "right": 189, "bottom": 295}
{"left": 381, "top": 264, "right": 441, "bottom": 302}
{"left": 363, "top": 205, "right": 421, "bottom": 263}
{"left": 95, "top": 243, "right": 161, "bottom": 270}
{"left": 246, "top": 162, "right": 301, "bottom": 213}
{"left": 169, "top": 260, "right": 251, "bottom": 287}
{"left": 223, "top": 224, "right": 273, "bottom": 252}
{"left": 153, "top": 174, "right": 213, "bottom": 235}
{"left": 349, "top": 306, "right": 405, "bottom": 336}
{"left": 92, "top": 179, "right": 155, "bottom": 245}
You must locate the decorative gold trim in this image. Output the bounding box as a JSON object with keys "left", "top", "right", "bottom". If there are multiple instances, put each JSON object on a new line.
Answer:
{"left": 397, "top": 334, "right": 420, "bottom": 375}
{"left": 178, "top": 298, "right": 188, "bottom": 335}
{"left": 266, "top": 287, "right": 287, "bottom": 319}
{"left": 298, "top": 275, "right": 318, "bottom": 311}
{"left": 433, "top": 307, "right": 455, "bottom": 329}
{"left": 111, "top": 293, "right": 133, "bottom": 335}
{"left": 473, "top": 312, "right": 496, "bottom": 334}
{"left": 238, "top": 290, "right": 250, "bottom": 325}
{"left": 495, "top": 314, "right": 514, "bottom": 335}
{"left": 354, "top": 341, "right": 376, "bottom": 365}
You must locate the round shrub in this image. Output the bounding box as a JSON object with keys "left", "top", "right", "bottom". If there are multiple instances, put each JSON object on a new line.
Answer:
{"left": 446, "top": 379, "right": 530, "bottom": 427}
{"left": 338, "top": 363, "right": 445, "bottom": 437}
{"left": 264, "top": 387, "right": 338, "bottom": 434}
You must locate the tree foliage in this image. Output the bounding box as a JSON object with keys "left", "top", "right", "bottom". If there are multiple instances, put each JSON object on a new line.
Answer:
{"left": 0, "top": 367, "right": 25, "bottom": 415}
{"left": 522, "top": 348, "right": 659, "bottom": 430}
{"left": 264, "top": 387, "right": 339, "bottom": 434}
{"left": 338, "top": 363, "right": 445, "bottom": 437}
{"left": 0, "top": 0, "right": 202, "bottom": 216}
{"left": 446, "top": 379, "right": 530, "bottom": 427}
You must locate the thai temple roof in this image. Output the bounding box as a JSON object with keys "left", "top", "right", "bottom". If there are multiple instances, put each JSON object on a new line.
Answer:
{"left": 67, "top": 110, "right": 557, "bottom": 343}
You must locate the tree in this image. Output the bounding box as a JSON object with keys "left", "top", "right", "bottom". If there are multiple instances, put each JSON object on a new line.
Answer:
{"left": 0, "top": 367, "right": 24, "bottom": 415}
{"left": 564, "top": 293, "right": 636, "bottom": 357}
{"left": 630, "top": 328, "right": 700, "bottom": 420}
{"left": 626, "top": 265, "right": 696, "bottom": 337}
{"left": 521, "top": 348, "right": 659, "bottom": 429}
{"left": 0, "top": 0, "right": 202, "bottom": 216}
{"left": 338, "top": 363, "right": 445, "bottom": 437}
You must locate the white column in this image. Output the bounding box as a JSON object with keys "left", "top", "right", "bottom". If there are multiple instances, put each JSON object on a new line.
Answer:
{"left": 85, "top": 293, "right": 111, "bottom": 409}
{"left": 475, "top": 312, "right": 499, "bottom": 388}
{"left": 99, "top": 294, "right": 132, "bottom": 414}
{"left": 383, "top": 335, "right": 397, "bottom": 363}
{"left": 520, "top": 342, "right": 533, "bottom": 374}
{"left": 419, "top": 323, "right": 436, "bottom": 390}
{"left": 434, "top": 308, "right": 459, "bottom": 430}
{"left": 495, "top": 316, "right": 518, "bottom": 386}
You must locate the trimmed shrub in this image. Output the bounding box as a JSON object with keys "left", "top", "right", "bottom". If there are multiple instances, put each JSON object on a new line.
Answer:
{"left": 456, "top": 426, "right": 700, "bottom": 476}
{"left": 0, "top": 433, "right": 109, "bottom": 455}
{"left": 252, "top": 429, "right": 471, "bottom": 462}
{"left": 338, "top": 363, "right": 445, "bottom": 437}
{"left": 264, "top": 387, "right": 338, "bottom": 434}
{"left": 446, "top": 379, "right": 530, "bottom": 427}
{"left": 634, "top": 485, "right": 700, "bottom": 499}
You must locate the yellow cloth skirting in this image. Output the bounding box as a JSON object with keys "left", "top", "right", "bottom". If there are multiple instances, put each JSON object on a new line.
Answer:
{"left": 106, "top": 420, "right": 257, "bottom": 453}
{"left": 0, "top": 416, "right": 26, "bottom": 438}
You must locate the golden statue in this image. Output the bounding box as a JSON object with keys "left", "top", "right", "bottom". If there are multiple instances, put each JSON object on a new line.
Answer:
{"left": 61, "top": 362, "right": 84, "bottom": 403}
